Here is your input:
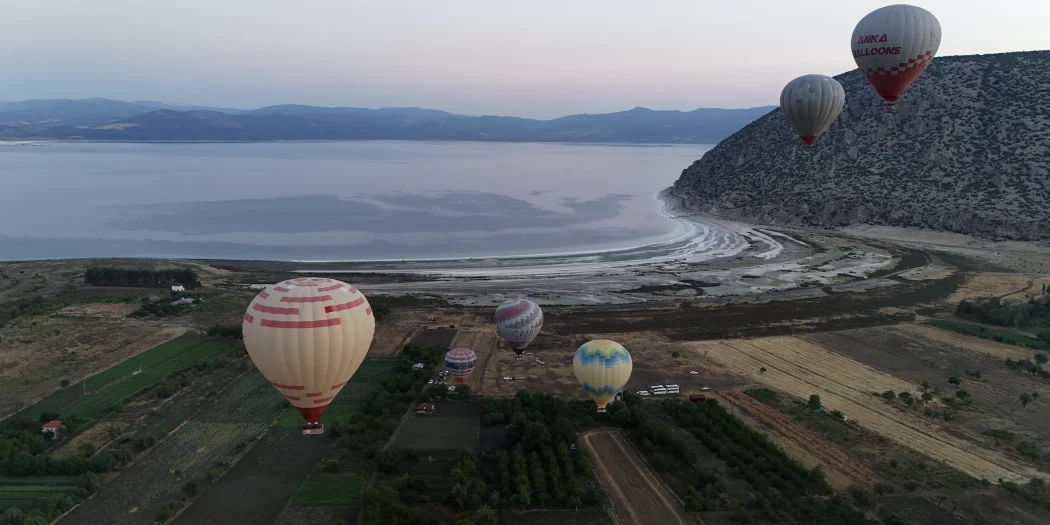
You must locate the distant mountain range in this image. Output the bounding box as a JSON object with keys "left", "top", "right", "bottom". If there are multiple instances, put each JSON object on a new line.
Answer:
{"left": 672, "top": 50, "right": 1050, "bottom": 241}
{"left": 0, "top": 98, "right": 774, "bottom": 144}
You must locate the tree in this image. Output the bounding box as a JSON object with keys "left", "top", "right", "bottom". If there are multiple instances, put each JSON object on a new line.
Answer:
{"left": 921, "top": 380, "right": 930, "bottom": 392}
{"left": 955, "top": 390, "right": 970, "bottom": 400}
{"left": 1021, "top": 392, "right": 1034, "bottom": 408}
{"left": 474, "top": 505, "right": 498, "bottom": 525}
{"left": 1, "top": 508, "right": 25, "bottom": 525}
{"left": 60, "top": 379, "right": 70, "bottom": 388}
{"left": 882, "top": 390, "right": 896, "bottom": 401}
{"left": 948, "top": 376, "right": 961, "bottom": 385}
{"left": 807, "top": 394, "right": 821, "bottom": 409}
{"left": 759, "top": 367, "right": 767, "bottom": 374}
{"left": 1037, "top": 353, "right": 1049, "bottom": 365}
{"left": 182, "top": 481, "right": 199, "bottom": 498}
{"left": 850, "top": 486, "right": 872, "bottom": 508}
{"left": 921, "top": 392, "right": 933, "bottom": 403}
{"left": 671, "top": 350, "right": 681, "bottom": 362}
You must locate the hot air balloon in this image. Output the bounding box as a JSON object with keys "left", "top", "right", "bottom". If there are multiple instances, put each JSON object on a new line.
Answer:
{"left": 851, "top": 4, "right": 941, "bottom": 109}
{"left": 780, "top": 74, "right": 845, "bottom": 150}
{"left": 494, "top": 299, "right": 543, "bottom": 359}
{"left": 573, "top": 340, "right": 632, "bottom": 413}
{"left": 444, "top": 347, "right": 477, "bottom": 384}
{"left": 242, "top": 277, "right": 375, "bottom": 435}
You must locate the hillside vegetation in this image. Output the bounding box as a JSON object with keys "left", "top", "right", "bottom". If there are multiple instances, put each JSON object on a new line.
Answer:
{"left": 672, "top": 51, "right": 1050, "bottom": 240}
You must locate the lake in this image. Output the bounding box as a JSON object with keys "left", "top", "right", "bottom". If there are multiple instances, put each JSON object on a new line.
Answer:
{"left": 0, "top": 141, "right": 712, "bottom": 261}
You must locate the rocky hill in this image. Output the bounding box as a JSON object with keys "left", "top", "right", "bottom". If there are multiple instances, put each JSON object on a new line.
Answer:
{"left": 671, "top": 51, "right": 1050, "bottom": 241}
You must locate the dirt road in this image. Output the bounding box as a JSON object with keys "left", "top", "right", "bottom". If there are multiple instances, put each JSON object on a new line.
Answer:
{"left": 580, "top": 429, "right": 693, "bottom": 525}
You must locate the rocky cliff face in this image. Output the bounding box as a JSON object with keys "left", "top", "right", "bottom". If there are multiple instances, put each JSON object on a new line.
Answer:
{"left": 672, "top": 51, "right": 1050, "bottom": 241}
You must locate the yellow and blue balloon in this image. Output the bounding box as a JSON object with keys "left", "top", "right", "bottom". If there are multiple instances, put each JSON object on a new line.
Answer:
{"left": 573, "top": 339, "right": 632, "bottom": 412}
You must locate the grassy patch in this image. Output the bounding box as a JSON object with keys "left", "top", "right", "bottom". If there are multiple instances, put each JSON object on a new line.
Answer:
{"left": 289, "top": 468, "right": 368, "bottom": 506}
{"left": 928, "top": 319, "right": 1050, "bottom": 350}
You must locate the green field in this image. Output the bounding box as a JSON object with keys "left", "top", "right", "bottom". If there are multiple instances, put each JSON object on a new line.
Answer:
{"left": 10, "top": 338, "right": 240, "bottom": 423}
{"left": 0, "top": 476, "right": 80, "bottom": 513}
{"left": 273, "top": 359, "right": 399, "bottom": 427}
{"left": 928, "top": 319, "right": 1050, "bottom": 350}
{"left": 289, "top": 467, "right": 368, "bottom": 506}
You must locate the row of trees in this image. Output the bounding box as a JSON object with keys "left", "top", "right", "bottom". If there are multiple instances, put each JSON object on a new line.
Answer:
{"left": 84, "top": 267, "right": 201, "bottom": 289}
{"left": 481, "top": 392, "right": 602, "bottom": 510}
{"left": 663, "top": 398, "right": 830, "bottom": 499}
{"left": 606, "top": 394, "right": 734, "bottom": 511}
{"left": 957, "top": 296, "right": 1050, "bottom": 329}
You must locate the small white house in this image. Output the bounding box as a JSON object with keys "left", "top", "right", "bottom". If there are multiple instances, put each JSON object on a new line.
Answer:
{"left": 171, "top": 284, "right": 185, "bottom": 292}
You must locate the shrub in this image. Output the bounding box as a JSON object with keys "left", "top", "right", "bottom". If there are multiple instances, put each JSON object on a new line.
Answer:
{"left": 182, "top": 481, "right": 199, "bottom": 498}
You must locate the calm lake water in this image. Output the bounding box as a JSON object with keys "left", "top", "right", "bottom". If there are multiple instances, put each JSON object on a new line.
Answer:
{"left": 0, "top": 141, "right": 712, "bottom": 261}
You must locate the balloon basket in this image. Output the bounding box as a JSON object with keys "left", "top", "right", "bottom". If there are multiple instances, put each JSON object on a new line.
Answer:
{"left": 302, "top": 424, "right": 325, "bottom": 435}
{"left": 882, "top": 102, "right": 897, "bottom": 111}
{"left": 596, "top": 407, "right": 607, "bottom": 413}
{"left": 801, "top": 144, "right": 812, "bottom": 153}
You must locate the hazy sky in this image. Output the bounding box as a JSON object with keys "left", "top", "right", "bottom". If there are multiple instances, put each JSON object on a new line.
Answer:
{"left": 2, "top": 0, "right": 1048, "bottom": 118}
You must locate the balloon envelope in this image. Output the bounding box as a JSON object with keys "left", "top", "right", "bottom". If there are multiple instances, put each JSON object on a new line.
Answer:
{"left": 573, "top": 340, "right": 633, "bottom": 411}
{"left": 780, "top": 74, "right": 845, "bottom": 147}
{"left": 242, "top": 277, "right": 375, "bottom": 424}
{"left": 494, "top": 299, "right": 543, "bottom": 355}
{"left": 851, "top": 4, "right": 941, "bottom": 105}
{"left": 445, "top": 347, "right": 477, "bottom": 384}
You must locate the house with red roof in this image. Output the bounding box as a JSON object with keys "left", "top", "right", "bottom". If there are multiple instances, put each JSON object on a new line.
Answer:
{"left": 41, "top": 420, "right": 62, "bottom": 436}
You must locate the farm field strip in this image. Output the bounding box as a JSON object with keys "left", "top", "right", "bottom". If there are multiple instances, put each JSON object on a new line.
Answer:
{"left": 688, "top": 336, "right": 1048, "bottom": 483}
{"left": 893, "top": 323, "right": 1036, "bottom": 360}
{"left": 7, "top": 338, "right": 230, "bottom": 423}
{"left": 58, "top": 372, "right": 286, "bottom": 525}
{"left": 0, "top": 477, "right": 81, "bottom": 513}
{"left": 63, "top": 341, "right": 239, "bottom": 419}
{"left": 289, "top": 468, "right": 368, "bottom": 506}
{"left": 581, "top": 429, "right": 688, "bottom": 525}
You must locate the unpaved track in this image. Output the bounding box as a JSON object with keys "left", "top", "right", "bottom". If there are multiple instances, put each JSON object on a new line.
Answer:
{"left": 581, "top": 429, "right": 692, "bottom": 525}
{"left": 719, "top": 390, "right": 877, "bottom": 489}
{"left": 688, "top": 336, "right": 1048, "bottom": 483}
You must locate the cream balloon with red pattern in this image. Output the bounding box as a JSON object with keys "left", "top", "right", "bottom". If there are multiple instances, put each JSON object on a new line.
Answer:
{"left": 242, "top": 277, "right": 375, "bottom": 425}
{"left": 851, "top": 4, "right": 941, "bottom": 107}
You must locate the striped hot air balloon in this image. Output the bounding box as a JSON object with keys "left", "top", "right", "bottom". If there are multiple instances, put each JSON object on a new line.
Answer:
{"left": 445, "top": 347, "right": 477, "bottom": 384}
{"left": 242, "top": 277, "right": 375, "bottom": 435}
{"left": 494, "top": 299, "right": 543, "bottom": 358}
{"left": 573, "top": 340, "right": 633, "bottom": 413}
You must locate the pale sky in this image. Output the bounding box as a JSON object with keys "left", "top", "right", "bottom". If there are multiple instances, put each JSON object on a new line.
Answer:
{"left": 2, "top": 0, "right": 1048, "bottom": 118}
